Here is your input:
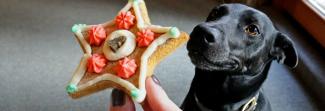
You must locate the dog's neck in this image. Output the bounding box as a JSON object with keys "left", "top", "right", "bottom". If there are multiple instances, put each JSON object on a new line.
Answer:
{"left": 192, "top": 62, "right": 272, "bottom": 110}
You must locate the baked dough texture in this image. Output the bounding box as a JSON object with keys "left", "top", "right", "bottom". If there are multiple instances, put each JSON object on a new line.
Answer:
{"left": 66, "top": 0, "right": 189, "bottom": 103}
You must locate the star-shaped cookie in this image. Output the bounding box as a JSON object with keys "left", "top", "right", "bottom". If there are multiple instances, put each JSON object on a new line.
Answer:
{"left": 66, "top": 0, "right": 189, "bottom": 103}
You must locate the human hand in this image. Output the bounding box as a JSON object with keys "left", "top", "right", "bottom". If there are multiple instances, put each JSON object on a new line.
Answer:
{"left": 109, "top": 76, "right": 181, "bottom": 111}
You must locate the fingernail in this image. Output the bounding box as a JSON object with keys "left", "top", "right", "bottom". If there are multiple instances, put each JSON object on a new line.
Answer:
{"left": 112, "top": 89, "right": 125, "bottom": 106}
{"left": 152, "top": 75, "right": 161, "bottom": 86}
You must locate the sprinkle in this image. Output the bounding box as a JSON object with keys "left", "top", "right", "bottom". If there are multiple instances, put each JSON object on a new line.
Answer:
{"left": 130, "top": 0, "right": 138, "bottom": 3}
{"left": 71, "top": 24, "right": 86, "bottom": 33}
{"left": 66, "top": 84, "right": 77, "bottom": 93}
{"left": 168, "top": 27, "right": 180, "bottom": 38}
{"left": 71, "top": 24, "right": 79, "bottom": 33}
{"left": 130, "top": 89, "right": 139, "bottom": 98}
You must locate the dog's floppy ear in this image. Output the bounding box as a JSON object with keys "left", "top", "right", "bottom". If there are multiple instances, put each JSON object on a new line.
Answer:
{"left": 270, "top": 32, "right": 298, "bottom": 68}
{"left": 206, "top": 6, "right": 228, "bottom": 22}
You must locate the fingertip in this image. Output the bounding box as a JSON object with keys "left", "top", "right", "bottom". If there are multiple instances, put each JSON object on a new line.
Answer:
{"left": 111, "top": 89, "right": 125, "bottom": 106}
{"left": 145, "top": 76, "right": 181, "bottom": 111}
{"left": 109, "top": 89, "right": 136, "bottom": 111}
{"left": 151, "top": 75, "right": 161, "bottom": 85}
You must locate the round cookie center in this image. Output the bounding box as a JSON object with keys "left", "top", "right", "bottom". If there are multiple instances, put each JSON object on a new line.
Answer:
{"left": 103, "top": 30, "right": 136, "bottom": 61}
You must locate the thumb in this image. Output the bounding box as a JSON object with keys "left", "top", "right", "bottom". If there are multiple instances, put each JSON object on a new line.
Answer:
{"left": 144, "top": 76, "right": 181, "bottom": 111}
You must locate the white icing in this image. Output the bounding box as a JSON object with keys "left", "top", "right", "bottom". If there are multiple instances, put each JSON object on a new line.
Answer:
{"left": 138, "top": 33, "right": 175, "bottom": 90}
{"left": 68, "top": 0, "right": 181, "bottom": 103}
{"left": 70, "top": 54, "right": 90, "bottom": 85}
{"left": 102, "top": 20, "right": 115, "bottom": 27}
{"left": 78, "top": 73, "right": 137, "bottom": 92}
{"left": 72, "top": 33, "right": 177, "bottom": 103}
{"left": 75, "top": 28, "right": 92, "bottom": 54}
{"left": 147, "top": 25, "right": 171, "bottom": 33}
{"left": 119, "top": 2, "right": 132, "bottom": 14}
{"left": 103, "top": 30, "right": 136, "bottom": 61}
{"left": 132, "top": 0, "right": 145, "bottom": 29}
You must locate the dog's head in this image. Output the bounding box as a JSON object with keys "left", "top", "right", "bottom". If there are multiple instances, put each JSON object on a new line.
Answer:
{"left": 187, "top": 4, "right": 298, "bottom": 74}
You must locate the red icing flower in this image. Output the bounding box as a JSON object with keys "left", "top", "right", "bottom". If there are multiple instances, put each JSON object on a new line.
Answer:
{"left": 115, "top": 11, "right": 135, "bottom": 29}
{"left": 136, "top": 29, "right": 155, "bottom": 47}
{"left": 87, "top": 54, "right": 108, "bottom": 73}
{"left": 114, "top": 57, "right": 137, "bottom": 79}
{"left": 89, "top": 25, "right": 107, "bottom": 46}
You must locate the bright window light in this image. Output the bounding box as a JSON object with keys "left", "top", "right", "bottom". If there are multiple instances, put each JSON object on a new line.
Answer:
{"left": 309, "top": 0, "right": 325, "bottom": 15}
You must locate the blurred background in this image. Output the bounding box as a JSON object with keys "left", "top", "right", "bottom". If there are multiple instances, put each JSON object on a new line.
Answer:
{"left": 0, "top": 0, "right": 324, "bottom": 110}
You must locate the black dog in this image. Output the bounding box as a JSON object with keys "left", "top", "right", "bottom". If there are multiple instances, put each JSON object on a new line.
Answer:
{"left": 182, "top": 4, "right": 298, "bottom": 111}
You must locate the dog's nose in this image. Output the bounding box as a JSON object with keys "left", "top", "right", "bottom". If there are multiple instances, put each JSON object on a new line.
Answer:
{"left": 193, "top": 23, "right": 221, "bottom": 44}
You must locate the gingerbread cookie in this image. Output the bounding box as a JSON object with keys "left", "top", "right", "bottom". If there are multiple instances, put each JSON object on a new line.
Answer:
{"left": 66, "top": 0, "right": 189, "bottom": 103}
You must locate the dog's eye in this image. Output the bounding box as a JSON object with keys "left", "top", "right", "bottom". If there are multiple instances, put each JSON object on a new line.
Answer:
{"left": 244, "top": 24, "right": 260, "bottom": 36}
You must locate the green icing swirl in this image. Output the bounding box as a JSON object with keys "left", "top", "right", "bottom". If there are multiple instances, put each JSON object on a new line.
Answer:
{"left": 71, "top": 24, "right": 86, "bottom": 33}
{"left": 66, "top": 84, "right": 77, "bottom": 93}
{"left": 130, "top": 89, "right": 139, "bottom": 98}
{"left": 129, "top": 0, "right": 138, "bottom": 3}
{"left": 168, "top": 27, "right": 180, "bottom": 38}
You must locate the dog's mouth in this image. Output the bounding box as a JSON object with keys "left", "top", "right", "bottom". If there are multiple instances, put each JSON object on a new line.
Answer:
{"left": 188, "top": 50, "right": 241, "bottom": 71}
{"left": 203, "top": 55, "right": 240, "bottom": 70}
